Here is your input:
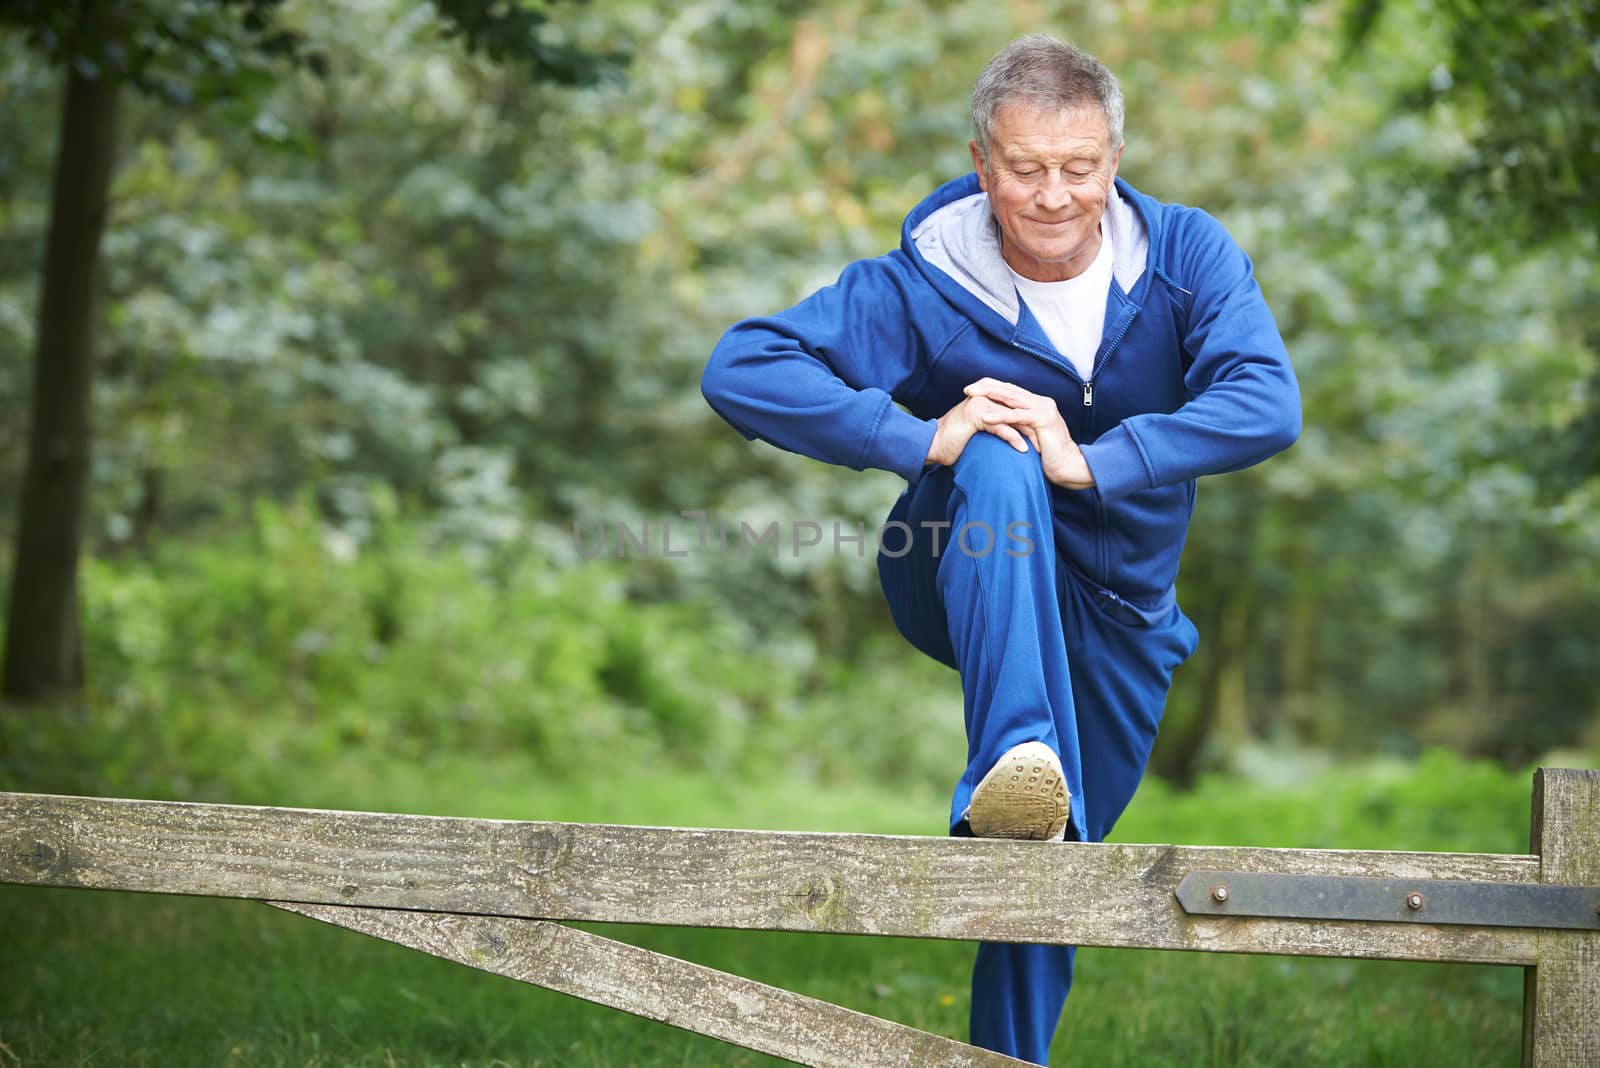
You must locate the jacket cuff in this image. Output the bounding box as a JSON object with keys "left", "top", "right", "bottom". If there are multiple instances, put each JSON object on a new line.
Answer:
{"left": 868, "top": 406, "right": 939, "bottom": 484}
{"left": 1080, "top": 425, "right": 1154, "bottom": 502}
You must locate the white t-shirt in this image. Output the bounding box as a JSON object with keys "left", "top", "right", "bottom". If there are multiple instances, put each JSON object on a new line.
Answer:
{"left": 1006, "top": 225, "right": 1114, "bottom": 381}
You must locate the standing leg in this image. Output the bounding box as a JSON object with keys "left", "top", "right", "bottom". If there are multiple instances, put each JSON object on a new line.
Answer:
{"left": 969, "top": 940, "right": 1077, "bottom": 1063}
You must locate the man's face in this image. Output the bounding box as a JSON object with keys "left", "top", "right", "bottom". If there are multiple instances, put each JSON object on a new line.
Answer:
{"left": 969, "top": 102, "right": 1122, "bottom": 283}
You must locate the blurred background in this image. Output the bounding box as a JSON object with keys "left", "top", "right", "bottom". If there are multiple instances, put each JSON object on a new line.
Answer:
{"left": 0, "top": 0, "right": 1596, "bottom": 1064}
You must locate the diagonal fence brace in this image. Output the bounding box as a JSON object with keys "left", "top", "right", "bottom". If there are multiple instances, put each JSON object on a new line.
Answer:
{"left": 267, "top": 901, "right": 1027, "bottom": 1068}
{"left": 1176, "top": 871, "right": 1600, "bottom": 931}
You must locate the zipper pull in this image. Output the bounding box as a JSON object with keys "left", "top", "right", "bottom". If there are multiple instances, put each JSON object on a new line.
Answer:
{"left": 1083, "top": 380, "right": 1094, "bottom": 407}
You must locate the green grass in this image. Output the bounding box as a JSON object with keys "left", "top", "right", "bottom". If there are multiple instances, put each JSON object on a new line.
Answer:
{"left": 0, "top": 750, "right": 1533, "bottom": 1066}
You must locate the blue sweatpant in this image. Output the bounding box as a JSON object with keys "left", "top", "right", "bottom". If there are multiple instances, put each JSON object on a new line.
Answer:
{"left": 877, "top": 433, "right": 1198, "bottom": 1065}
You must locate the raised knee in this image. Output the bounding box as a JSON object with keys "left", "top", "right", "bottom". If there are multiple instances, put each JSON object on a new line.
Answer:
{"left": 951, "top": 432, "right": 1049, "bottom": 500}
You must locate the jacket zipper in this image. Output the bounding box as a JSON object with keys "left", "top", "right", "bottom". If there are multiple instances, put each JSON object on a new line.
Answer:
{"left": 1009, "top": 332, "right": 1118, "bottom": 584}
{"left": 1082, "top": 297, "right": 1140, "bottom": 407}
{"left": 1011, "top": 336, "right": 1100, "bottom": 403}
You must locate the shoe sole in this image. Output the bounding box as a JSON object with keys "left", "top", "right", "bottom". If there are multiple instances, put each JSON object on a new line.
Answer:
{"left": 967, "top": 741, "right": 1070, "bottom": 840}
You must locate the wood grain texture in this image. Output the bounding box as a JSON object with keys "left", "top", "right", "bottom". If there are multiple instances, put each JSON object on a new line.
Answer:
{"left": 1522, "top": 768, "right": 1600, "bottom": 1067}
{"left": 268, "top": 902, "right": 1026, "bottom": 1068}
{"left": 0, "top": 791, "right": 1545, "bottom": 964}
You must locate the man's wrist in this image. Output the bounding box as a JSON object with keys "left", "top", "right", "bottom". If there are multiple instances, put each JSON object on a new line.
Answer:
{"left": 1047, "top": 450, "right": 1095, "bottom": 489}
{"left": 1050, "top": 470, "right": 1095, "bottom": 490}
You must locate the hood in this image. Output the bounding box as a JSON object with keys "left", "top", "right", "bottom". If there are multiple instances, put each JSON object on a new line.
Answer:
{"left": 902, "top": 173, "right": 1153, "bottom": 335}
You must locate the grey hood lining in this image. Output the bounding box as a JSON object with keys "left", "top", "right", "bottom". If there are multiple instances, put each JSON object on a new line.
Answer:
{"left": 910, "top": 185, "right": 1149, "bottom": 326}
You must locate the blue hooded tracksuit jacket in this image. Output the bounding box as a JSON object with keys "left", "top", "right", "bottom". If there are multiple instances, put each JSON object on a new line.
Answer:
{"left": 701, "top": 172, "right": 1300, "bottom": 1064}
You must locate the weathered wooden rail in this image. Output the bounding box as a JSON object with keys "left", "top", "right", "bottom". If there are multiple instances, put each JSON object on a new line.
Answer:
{"left": 3, "top": 768, "right": 1596, "bottom": 1066}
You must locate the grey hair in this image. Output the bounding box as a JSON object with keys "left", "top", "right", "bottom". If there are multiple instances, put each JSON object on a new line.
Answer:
{"left": 971, "top": 35, "right": 1125, "bottom": 162}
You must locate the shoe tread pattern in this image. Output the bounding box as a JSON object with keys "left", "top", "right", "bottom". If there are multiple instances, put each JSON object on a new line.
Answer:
{"left": 967, "top": 742, "right": 1070, "bottom": 841}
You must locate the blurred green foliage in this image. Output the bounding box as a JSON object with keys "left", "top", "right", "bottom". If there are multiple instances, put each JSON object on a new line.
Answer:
{"left": 1283, "top": 0, "right": 1600, "bottom": 242}
{"left": 0, "top": 497, "right": 969, "bottom": 801}
{"left": 0, "top": 0, "right": 1595, "bottom": 777}
{"left": 0, "top": 0, "right": 619, "bottom": 103}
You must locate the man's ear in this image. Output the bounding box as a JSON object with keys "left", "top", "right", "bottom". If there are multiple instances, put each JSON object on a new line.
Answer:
{"left": 1109, "top": 142, "right": 1123, "bottom": 181}
{"left": 968, "top": 139, "right": 988, "bottom": 192}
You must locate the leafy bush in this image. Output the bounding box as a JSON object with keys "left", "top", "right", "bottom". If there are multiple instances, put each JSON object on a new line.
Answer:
{"left": 3, "top": 497, "right": 966, "bottom": 802}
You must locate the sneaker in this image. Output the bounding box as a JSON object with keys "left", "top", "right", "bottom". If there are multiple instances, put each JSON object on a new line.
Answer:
{"left": 966, "top": 741, "right": 1070, "bottom": 840}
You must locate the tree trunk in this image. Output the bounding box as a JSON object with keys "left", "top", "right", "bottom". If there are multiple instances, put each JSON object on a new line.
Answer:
{"left": 1209, "top": 594, "right": 1253, "bottom": 752}
{"left": 2, "top": 64, "right": 121, "bottom": 700}
{"left": 1152, "top": 549, "right": 1257, "bottom": 787}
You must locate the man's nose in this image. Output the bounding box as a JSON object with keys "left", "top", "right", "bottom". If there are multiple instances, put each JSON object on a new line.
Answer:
{"left": 1036, "top": 170, "right": 1071, "bottom": 211}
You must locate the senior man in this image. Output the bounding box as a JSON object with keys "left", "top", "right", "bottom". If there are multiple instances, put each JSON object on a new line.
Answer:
{"left": 701, "top": 34, "right": 1299, "bottom": 1064}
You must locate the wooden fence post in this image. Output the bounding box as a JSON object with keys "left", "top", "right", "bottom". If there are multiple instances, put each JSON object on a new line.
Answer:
{"left": 1522, "top": 768, "right": 1600, "bottom": 1066}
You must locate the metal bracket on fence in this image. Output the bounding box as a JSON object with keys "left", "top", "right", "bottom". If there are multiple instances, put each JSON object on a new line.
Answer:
{"left": 1176, "top": 870, "right": 1600, "bottom": 931}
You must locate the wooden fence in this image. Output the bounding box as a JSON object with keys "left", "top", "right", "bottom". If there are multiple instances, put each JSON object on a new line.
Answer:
{"left": 2, "top": 767, "right": 1596, "bottom": 1066}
